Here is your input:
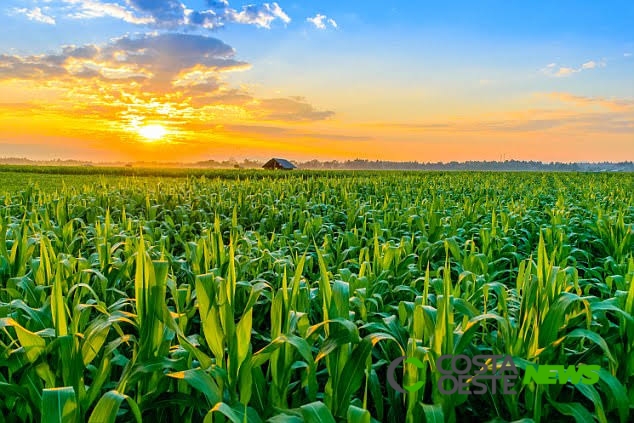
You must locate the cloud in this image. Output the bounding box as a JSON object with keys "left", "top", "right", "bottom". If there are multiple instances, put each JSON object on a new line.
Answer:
{"left": 547, "top": 92, "right": 634, "bottom": 112}
{"left": 62, "top": 44, "right": 100, "bottom": 59}
{"left": 366, "top": 93, "right": 634, "bottom": 135}
{"left": 253, "top": 97, "right": 335, "bottom": 121}
{"left": 111, "top": 33, "right": 239, "bottom": 65}
{"left": 197, "top": 2, "right": 291, "bottom": 29}
{"left": 556, "top": 67, "right": 576, "bottom": 77}
{"left": 236, "top": 3, "right": 290, "bottom": 27}
{"left": 11, "top": 7, "right": 56, "bottom": 25}
{"left": 127, "top": 0, "right": 185, "bottom": 25}
{"left": 307, "top": 13, "right": 337, "bottom": 29}
{"left": 0, "top": 33, "right": 246, "bottom": 85}
{"left": 64, "top": 0, "right": 154, "bottom": 24}
{"left": 368, "top": 115, "right": 633, "bottom": 135}
{"left": 0, "top": 32, "right": 333, "bottom": 131}
{"left": 625, "top": 53, "right": 632, "bottom": 57}
{"left": 540, "top": 59, "right": 606, "bottom": 77}
{"left": 59, "top": 0, "right": 290, "bottom": 29}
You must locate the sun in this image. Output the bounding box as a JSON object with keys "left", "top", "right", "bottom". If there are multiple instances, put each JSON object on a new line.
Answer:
{"left": 138, "top": 124, "right": 167, "bottom": 141}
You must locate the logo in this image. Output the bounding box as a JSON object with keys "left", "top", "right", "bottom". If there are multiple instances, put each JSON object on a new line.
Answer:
{"left": 387, "top": 354, "right": 600, "bottom": 395}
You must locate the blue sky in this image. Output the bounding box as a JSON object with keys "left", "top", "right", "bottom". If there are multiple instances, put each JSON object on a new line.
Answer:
{"left": 0, "top": 1, "right": 632, "bottom": 162}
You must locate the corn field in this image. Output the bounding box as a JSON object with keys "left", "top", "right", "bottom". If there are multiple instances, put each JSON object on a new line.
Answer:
{"left": 0, "top": 170, "right": 632, "bottom": 422}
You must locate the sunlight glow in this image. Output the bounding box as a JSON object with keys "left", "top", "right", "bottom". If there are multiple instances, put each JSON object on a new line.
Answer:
{"left": 138, "top": 124, "right": 167, "bottom": 142}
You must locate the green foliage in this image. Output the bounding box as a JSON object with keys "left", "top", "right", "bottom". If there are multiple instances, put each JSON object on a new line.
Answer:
{"left": 0, "top": 170, "right": 632, "bottom": 422}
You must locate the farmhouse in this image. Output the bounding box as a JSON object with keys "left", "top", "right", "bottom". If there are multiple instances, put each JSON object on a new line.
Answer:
{"left": 262, "top": 158, "right": 296, "bottom": 170}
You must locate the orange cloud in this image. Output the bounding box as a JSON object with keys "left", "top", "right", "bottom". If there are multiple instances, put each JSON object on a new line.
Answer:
{"left": 546, "top": 92, "right": 634, "bottom": 112}
{"left": 0, "top": 32, "right": 338, "bottom": 160}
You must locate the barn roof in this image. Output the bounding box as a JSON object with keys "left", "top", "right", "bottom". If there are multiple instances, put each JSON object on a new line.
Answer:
{"left": 263, "top": 158, "right": 296, "bottom": 169}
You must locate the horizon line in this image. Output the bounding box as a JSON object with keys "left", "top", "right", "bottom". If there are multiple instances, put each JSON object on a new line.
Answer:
{"left": 1, "top": 156, "right": 633, "bottom": 166}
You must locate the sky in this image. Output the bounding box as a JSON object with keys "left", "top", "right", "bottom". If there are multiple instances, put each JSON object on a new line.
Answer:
{"left": 0, "top": 0, "right": 632, "bottom": 163}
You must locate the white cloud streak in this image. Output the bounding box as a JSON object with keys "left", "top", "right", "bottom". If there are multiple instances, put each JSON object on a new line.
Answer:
{"left": 58, "top": 0, "right": 291, "bottom": 29}
{"left": 307, "top": 13, "right": 337, "bottom": 29}
{"left": 540, "top": 59, "right": 606, "bottom": 77}
{"left": 12, "top": 7, "right": 56, "bottom": 25}
{"left": 64, "top": 0, "right": 154, "bottom": 24}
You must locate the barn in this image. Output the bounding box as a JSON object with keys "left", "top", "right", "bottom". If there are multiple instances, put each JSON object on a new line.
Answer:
{"left": 262, "top": 158, "right": 296, "bottom": 170}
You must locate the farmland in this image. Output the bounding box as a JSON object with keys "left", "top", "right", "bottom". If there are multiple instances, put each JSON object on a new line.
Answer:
{"left": 0, "top": 168, "right": 632, "bottom": 423}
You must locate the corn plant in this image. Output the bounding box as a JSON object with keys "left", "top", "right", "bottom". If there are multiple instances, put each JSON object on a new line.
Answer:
{"left": 0, "top": 169, "right": 632, "bottom": 422}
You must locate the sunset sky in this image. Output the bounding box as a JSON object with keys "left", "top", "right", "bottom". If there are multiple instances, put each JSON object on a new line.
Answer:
{"left": 1, "top": 0, "right": 632, "bottom": 162}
